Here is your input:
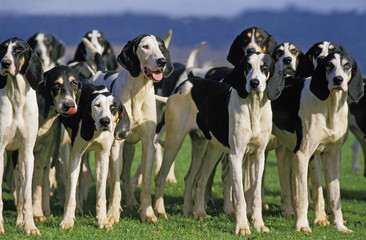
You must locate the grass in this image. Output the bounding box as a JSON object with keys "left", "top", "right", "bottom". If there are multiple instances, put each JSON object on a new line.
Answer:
{"left": 1, "top": 133, "right": 366, "bottom": 239}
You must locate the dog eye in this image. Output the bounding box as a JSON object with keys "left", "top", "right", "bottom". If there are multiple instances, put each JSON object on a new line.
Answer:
{"left": 344, "top": 63, "right": 351, "bottom": 70}
{"left": 72, "top": 81, "right": 78, "bottom": 88}
{"left": 53, "top": 83, "right": 61, "bottom": 90}
{"left": 14, "top": 48, "right": 22, "bottom": 55}
{"left": 246, "top": 63, "right": 252, "bottom": 69}
{"left": 159, "top": 45, "right": 164, "bottom": 51}
{"left": 276, "top": 50, "right": 284, "bottom": 56}
{"left": 95, "top": 103, "right": 101, "bottom": 108}
{"left": 98, "top": 37, "right": 103, "bottom": 42}
{"left": 110, "top": 104, "right": 117, "bottom": 110}
{"left": 290, "top": 49, "right": 298, "bottom": 55}
{"left": 261, "top": 65, "right": 268, "bottom": 70}
{"left": 326, "top": 62, "right": 334, "bottom": 70}
{"left": 257, "top": 36, "right": 263, "bottom": 41}
{"left": 142, "top": 45, "right": 150, "bottom": 50}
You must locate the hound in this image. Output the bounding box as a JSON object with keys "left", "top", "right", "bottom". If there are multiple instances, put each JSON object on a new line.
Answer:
{"left": 27, "top": 32, "right": 66, "bottom": 71}
{"left": 31, "top": 66, "right": 81, "bottom": 222}
{"left": 0, "top": 38, "right": 44, "bottom": 235}
{"left": 89, "top": 34, "right": 173, "bottom": 224}
{"left": 271, "top": 51, "right": 363, "bottom": 232}
{"left": 59, "top": 81, "right": 130, "bottom": 229}
{"left": 154, "top": 52, "right": 284, "bottom": 236}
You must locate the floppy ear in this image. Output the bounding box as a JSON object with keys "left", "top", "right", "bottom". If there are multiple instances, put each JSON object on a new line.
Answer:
{"left": 0, "top": 75, "right": 7, "bottom": 88}
{"left": 51, "top": 37, "right": 65, "bottom": 62}
{"left": 21, "top": 47, "right": 44, "bottom": 90}
{"left": 103, "top": 41, "right": 118, "bottom": 70}
{"left": 348, "top": 60, "right": 364, "bottom": 101}
{"left": 114, "top": 103, "right": 131, "bottom": 140}
{"left": 117, "top": 38, "right": 141, "bottom": 77}
{"left": 80, "top": 104, "right": 95, "bottom": 142}
{"left": 296, "top": 51, "right": 313, "bottom": 78}
{"left": 74, "top": 42, "right": 87, "bottom": 62}
{"left": 27, "top": 34, "right": 37, "bottom": 49}
{"left": 227, "top": 34, "right": 244, "bottom": 67}
{"left": 266, "top": 34, "right": 278, "bottom": 55}
{"left": 224, "top": 60, "right": 248, "bottom": 99}
{"left": 37, "top": 70, "right": 52, "bottom": 119}
{"left": 75, "top": 79, "right": 82, "bottom": 105}
{"left": 310, "top": 60, "right": 329, "bottom": 101}
{"left": 155, "top": 36, "right": 174, "bottom": 78}
{"left": 267, "top": 61, "right": 284, "bottom": 101}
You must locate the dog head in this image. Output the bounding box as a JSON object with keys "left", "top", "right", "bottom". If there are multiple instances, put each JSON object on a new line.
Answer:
{"left": 310, "top": 51, "right": 363, "bottom": 101}
{"left": 74, "top": 30, "right": 117, "bottom": 70}
{"left": 27, "top": 32, "right": 65, "bottom": 71}
{"left": 228, "top": 52, "right": 284, "bottom": 100}
{"left": 0, "top": 37, "right": 44, "bottom": 90}
{"left": 80, "top": 85, "right": 130, "bottom": 141}
{"left": 227, "top": 27, "right": 277, "bottom": 67}
{"left": 117, "top": 34, "right": 174, "bottom": 81}
{"left": 272, "top": 42, "right": 306, "bottom": 77}
{"left": 38, "top": 65, "right": 81, "bottom": 119}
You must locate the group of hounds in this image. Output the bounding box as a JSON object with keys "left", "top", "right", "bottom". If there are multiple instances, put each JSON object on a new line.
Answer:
{"left": 0, "top": 26, "right": 365, "bottom": 236}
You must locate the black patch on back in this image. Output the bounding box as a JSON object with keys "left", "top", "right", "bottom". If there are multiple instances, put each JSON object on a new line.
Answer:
{"left": 103, "top": 71, "right": 118, "bottom": 80}
{"left": 294, "top": 116, "right": 303, "bottom": 153}
{"left": 189, "top": 78, "right": 231, "bottom": 147}
{"left": 350, "top": 83, "right": 366, "bottom": 136}
{"left": 205, "top": 67, "right": 233, "bottom": 82}
{"left": 271, "top": 77, "right": 305, "bottom": 133}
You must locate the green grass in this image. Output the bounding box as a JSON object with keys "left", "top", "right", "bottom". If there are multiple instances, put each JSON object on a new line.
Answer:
{"left": 2, "top": 133, "right": 366, "bottom": 239}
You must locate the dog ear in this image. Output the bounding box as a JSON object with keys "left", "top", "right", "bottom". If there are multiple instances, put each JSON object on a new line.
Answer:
{"left": 50, "top": 37, "right": 65, "bottom": 62}
{"left": 114, "top": 101, "right": 131, "bottom": 140}
{"left": 348, "top": 59, "right": 364, "bottom": 101}
{"left": 75, "top": 79, "right": 83, "bottom": 105}
{"left": 156, "top": 35, "right": 174, "bottom": 78}
{"left": 74, "top": 42, "right": 87, "bottom": 62}
{"left": 21, "top": 46, "right": 44, "bottom": 90}
{"left": 0, "top": 75, "right": 7, "bottom": 88}
{"left": 227, "top": 34, "right": 244, "bottom": 67}
{"left": 27, "top": 33, "right": 37, "bottom": 49}
{"left": 224, "top": 59, "right": 248, "bottom": 99}
{"left": 103, "top": 41, "right": 118, "bottom": 70}
{"left": 267, "top": 60, "right": 285, "bottom": 101}
{"left": 80, "top": 103, "right": 95, "bottom": 142}
{"left": 296, "top": 51, "right": 313, "bottom": 78}
{"left": 37, "top": 70, "right": 52, "bottom": 119}
{"left": 309, "top": 60, "right": 330, "bottom": 101}
{"left": 266, "top": 34, "right": 278, "bottom": 56}
{"left": 117, "top": 38, "right": 141, "bottom": 77}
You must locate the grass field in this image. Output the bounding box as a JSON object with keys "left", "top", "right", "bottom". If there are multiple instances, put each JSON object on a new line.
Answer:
{"left": 1, "top": 133, "right": 366, "bottom": 239}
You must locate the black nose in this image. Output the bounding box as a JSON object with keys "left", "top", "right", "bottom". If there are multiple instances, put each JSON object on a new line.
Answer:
{"left": 246, "top": 48, "right": 256, "bottom": 54}
{"left": 333, "top": 76, "right": 343, "bottom": 85}
{"left": 157, "top": 58, "right": 167, "bottom": 67}
{"left": 62, "top": 102, "right": 76, "bottom": 111}
{"left": 1, "top": 59, "right": 11, "bottom": 69}
{"left": 250, "top": 79, "right": 260, "bottom": 89}
{"left": 100, "top": 117, "right": 110, "bottom": 127}
{"left": 283, "top": 57, "right": 292, "bottom": 65}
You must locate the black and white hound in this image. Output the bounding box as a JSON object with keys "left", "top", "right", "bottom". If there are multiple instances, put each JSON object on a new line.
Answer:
{"left": 89, "top": 34, "right": 173, "bottom": 224}
{"left": 0, "top": 38, "right": 44, "bottom": 235}
{"left": 59, "top": 80, "right": 130, "bottom": 229}
{"left": 27, "top": 32, "right": 65, "bottom": 71}
{"left": 73, "top": 30, "right": 118, "bottom": 71}
{"left": 271, "top": 51, "right": 363, "bottom": 232}
{"left": 154, "top": 52, "right": 284, "bottom": 236}
{"left": 31, "top": 66, "right": 81, "bottom": 222}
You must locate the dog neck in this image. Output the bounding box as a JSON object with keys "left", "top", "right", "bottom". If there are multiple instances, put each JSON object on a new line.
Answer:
{"left": 326, "top": 90, "right": 348, "bottom": 130}
{"left": 3, "top": 74, "right": 31, "bottom": 105}
{"left": 37, "top": 105, "right": 59, "bottom": 137}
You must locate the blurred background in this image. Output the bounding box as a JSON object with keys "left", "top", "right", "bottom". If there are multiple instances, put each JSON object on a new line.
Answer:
{"left": 1, "top": 0, "right": 365, "bottom": 69}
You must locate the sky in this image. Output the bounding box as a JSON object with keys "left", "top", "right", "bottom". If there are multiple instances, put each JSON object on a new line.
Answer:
{"left": 2, "top": 0, "right": 366, "bottom": 18}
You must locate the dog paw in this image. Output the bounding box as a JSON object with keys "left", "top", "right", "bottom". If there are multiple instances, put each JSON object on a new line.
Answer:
{"left": 263, "top": 202, "right": 269, "bottom": 211}
{"left": 295, "top": 225, "right": 312, "bottom": 232}
{"left": 334, "top": 224, "right": 353, "bottom": 233}
{"left": 98, "top": 219, "right": 113, "bottom": 229}
{"left": 34, "top": 215, "right": 47, "bottom": 223}
{"left": 24, "top": 226, "right": 41, "bottom": 236}
{"left": 107, "top": 206, "right": 122, "bottom": 225}
{"left": 183, "top": 205, "right": 192, "bottom": 217}
{"left": 165, "top": 176, "right": 177, "bottom": 183}
{"left": 0, "top": 224, "right": 4, "bottom": 235}
{"left": 314, "top": 217, "right": 329, "bottom": 227}
{"left": 141, "top": 206, "right": 158, "bottom": 223}
{"left": 60, "top": 218, "right": 75, "bottom": 229}
{"left": 193, "top": 210, "right": 208, "bottom": 221}
{"left": 235, "top": 223, "right": 251, "bottom": 236}
{"left": 126, "top": 197, "right": 140, "bottom": 210}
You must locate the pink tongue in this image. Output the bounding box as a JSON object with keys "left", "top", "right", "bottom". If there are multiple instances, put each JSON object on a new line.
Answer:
{"left": 66, "top": 107, "right": 77, "bottom": 115}
{"left": 152, "top": 72, "right": 163, "bottom": 81}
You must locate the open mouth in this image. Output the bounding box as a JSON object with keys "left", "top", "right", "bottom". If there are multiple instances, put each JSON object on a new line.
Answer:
{"left": 60, "top": 107, "right": 77, "bottom": 116}
{"left": 144, "top": 67, "right": 163, "bottom": 81}
{"left": 332, "top": 85, "right": 346, "bottom": 92}
{"left": 283, "top": 67, "right": 295, "bottom": 76}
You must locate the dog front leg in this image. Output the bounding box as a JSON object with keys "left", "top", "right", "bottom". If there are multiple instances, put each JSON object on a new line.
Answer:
{"left": 323, "top": 148, "right": 352, "bottom": 232}
{"left": 107, "top": 139, "right": 123, "bottom": 225}
{"left": 60, "top": 148, "right": 84, "bottom": 229}
{"left": 0, "top": 148, "right": 5, "bottom": 235}
{"left": 95, "top": 149, "right": 111, "bottom": 229}
{"left": 221, "top": 155, "right": 234, "bottom": 214}
{"left": 121, "top": 142, "right": 139, "bottom": 209}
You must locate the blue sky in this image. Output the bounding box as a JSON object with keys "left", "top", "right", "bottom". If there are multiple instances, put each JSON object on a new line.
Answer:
{"left": 2, "top": 0, "right": 366, "bottom": 18}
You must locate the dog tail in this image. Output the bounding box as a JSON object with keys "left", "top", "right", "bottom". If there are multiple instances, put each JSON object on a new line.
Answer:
{"left": 186, "top": 41, "right": 206, "bottom": 69}
{"left": 164, "top": 29, "right": 173, "bottom": 49}
{"left": 155, "top": 95, "right": 168, "bottom": 103}
{"left": 82, "top": 38, "right": 107, "bottom": 72}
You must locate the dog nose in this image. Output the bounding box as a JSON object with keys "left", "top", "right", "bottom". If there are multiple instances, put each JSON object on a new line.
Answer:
{"left": 283, "top": 57, "right": 292, "bottom": 65}
{"left": 250, "top": 79, "right": 260, "bottom": 89}
{"left": 157, "top": 58, "right": 167, "bottom": 67}
{"left": 246, "top": 48, "right": 256, "bottom": 54}
{"left": 62, "top": 102, "right": 76, "bottom": 111}
{"left": 1, "top": 59, "right": 11, "bottom": 69}
{"left": 100, "top": 117, "right": 110, "bottom": 127}
{"left": 333, "top": 76, "right": 343, "bottom": 85}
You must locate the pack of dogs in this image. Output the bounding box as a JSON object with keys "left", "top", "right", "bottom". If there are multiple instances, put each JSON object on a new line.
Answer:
{"left": 0, "top": 26, "right": 364, "bottom": 236}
